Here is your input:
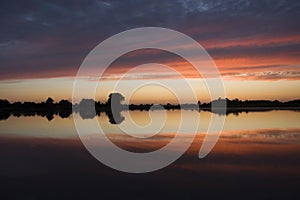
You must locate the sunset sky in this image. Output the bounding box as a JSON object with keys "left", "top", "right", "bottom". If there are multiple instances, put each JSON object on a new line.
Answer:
{"left": 1, "top": 0, "right": 300, "bottom": 103}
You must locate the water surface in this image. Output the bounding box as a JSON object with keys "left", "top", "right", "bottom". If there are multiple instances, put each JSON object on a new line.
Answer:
{"left": 0, "top": 110, "right": 299, "bottom": 199}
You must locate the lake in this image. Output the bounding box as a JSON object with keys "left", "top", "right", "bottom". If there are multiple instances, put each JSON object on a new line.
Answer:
{"left": 1, "top": 110, "right": 300, "bottom": 199}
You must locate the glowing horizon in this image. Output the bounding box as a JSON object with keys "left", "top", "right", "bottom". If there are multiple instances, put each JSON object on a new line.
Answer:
{"left": 1, "top": 77, "right": 300, "bottom": 104}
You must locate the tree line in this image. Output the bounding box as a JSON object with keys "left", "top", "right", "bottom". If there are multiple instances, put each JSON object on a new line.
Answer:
{"left": 1, "top": 93, "right": 300, "bottom": 121}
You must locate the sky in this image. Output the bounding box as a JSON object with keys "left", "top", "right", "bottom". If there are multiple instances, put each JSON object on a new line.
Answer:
{"left": 0, "top": 0, "right": 300, "bottom": 103}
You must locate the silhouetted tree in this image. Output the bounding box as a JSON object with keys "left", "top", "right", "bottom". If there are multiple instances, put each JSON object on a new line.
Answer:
{"left": 106, "top": 93, "right": 125, "bottom": 124}
{"left": 78, "top": 99, "right": 96, "bottom": 119}
{"left": 46, "top": 97, "right": 54, "bottom": 105}
{"left": 58, "top": 99, "right": 71, "bottom": 107}
{"left": 0, "top": 99, "right": 10, "bottom": 109}
{"left": 57, "top": 99, "right": 72, "bottom": 118}
{"left": 107, "top": 93, "right": 124, "bottom": 109}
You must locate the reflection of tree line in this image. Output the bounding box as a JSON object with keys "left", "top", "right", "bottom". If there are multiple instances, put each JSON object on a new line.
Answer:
{"left": 1, "top": 93, "right": 300, "bottom": 122}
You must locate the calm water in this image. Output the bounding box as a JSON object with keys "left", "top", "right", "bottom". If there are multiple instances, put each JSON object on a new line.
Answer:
{"left": 1, "top": 110, "right": 300, "bottom": 199}
{"left": 1, "top": 110, "right": 300, "bottom": 138}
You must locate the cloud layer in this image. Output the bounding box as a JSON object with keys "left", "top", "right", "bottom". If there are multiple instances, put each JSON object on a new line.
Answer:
{"left": 1, "top": 0, "right": 300, "bottom": 80}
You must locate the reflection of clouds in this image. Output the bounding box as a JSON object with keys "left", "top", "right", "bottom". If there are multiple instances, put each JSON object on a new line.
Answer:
{"left": 221, "top": 128, "right": 300, "bottom": 142}
{"left": 104, "top": 128, "right": 300, "bottom": 153}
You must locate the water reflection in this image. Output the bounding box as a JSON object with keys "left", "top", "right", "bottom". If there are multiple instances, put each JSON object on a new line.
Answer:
{"left": 1, "top": 106, "right": 300, "bottom": 125}
{"left": 1, "top": 110, "right": 300, "bottom": 139}
{"left": 1, "top": 109, "right": 299, "bottom": 199}
{"left": 0, "top": 107, "right": 125, "bottom": 124}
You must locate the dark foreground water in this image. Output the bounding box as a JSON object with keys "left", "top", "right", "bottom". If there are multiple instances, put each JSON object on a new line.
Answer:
{"left": 1, "top": 110, "right": 300, "bottom": 199}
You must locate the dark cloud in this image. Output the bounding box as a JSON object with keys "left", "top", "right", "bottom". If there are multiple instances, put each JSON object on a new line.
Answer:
{"left": 0, "top": 0, "right": 300, "bottom": 80}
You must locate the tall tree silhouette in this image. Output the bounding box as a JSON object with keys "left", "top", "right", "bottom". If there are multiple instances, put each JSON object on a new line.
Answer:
{"left": 106, "top": 93, "right": 125, "bottom": 124}
{"left": 107, "top": 93, "right": 124, "bottom": 109}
